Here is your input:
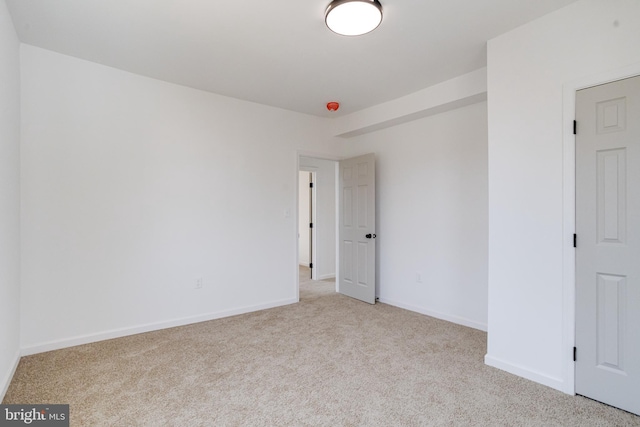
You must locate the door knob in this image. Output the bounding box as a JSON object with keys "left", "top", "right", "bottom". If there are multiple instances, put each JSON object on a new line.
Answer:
{"left": 365, "top": 234, "right": 377, "bottom": 239}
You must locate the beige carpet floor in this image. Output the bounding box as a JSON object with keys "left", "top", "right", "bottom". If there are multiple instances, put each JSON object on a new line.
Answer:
{"left": 4, "top": 268, "right": 640, "bottom": 426}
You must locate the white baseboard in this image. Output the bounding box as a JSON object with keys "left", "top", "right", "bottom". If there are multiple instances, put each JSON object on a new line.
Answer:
{"left": 317, "top": 273, "right": 335, "bottom": 280}
{"left": 378, "top": 297, "right": 487, "bottom": 332}
{"left": 0, "top": 350, "right": 21, "bottom": 402}
{"left": 299, "top": 262, "right": 310, "bottom": 268}
{"left": 21, "top": 298, "right": 298, "bottom": 356}
{"left": 484, "top": 354, "right": 565, "bottom": 392}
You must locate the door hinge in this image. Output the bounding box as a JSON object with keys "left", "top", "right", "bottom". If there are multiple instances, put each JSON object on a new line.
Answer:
{"left": 573, "top": 120, "right": 577, "bottom": 135}
{"left": 309, "top": 182, "right": 314, "bottom": 188}
{"left": 309, "top": 223, "right": 313, "bottom": 229}
{"left": 309, "top": 263, "right": 313, "bottom": 269}
{"left": 573, "top": 346, "right": 577, "bottom": 362}
{"left": 573, "top": 234, "right": 577, "bottom": 248}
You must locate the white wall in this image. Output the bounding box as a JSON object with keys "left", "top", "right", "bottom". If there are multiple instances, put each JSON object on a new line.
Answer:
{"left": 343, "top": 101, "right": 488, "bottom": 330}
{"left": 486, "top": 0, "right": 640, "bottom": 392}
{"left": 299, "top": 157, "right": 336, "bottom": 280}
{"left": 19, "top": 45, "right": 341, "bottom": 353}
{"left": 298, "top": 171, "right": 311, "bottom": 267}
{"left": 0, "top": 0, "right": 21, "bottom": 399}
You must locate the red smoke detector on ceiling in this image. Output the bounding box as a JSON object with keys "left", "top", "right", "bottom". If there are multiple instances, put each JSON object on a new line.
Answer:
{"left": 326, "top": 102, "right": 340, "bottom": 111}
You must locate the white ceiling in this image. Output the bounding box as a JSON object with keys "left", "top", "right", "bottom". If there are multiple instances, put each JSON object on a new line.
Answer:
{"left": 6, "top": 0, "right": 577, "bottom": 117}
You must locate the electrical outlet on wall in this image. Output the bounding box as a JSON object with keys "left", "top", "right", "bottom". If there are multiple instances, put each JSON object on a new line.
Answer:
{"left": 416, "top": 272, "right": 423, "bottom": 283}
{"left": 195, "top": 277, "right": 203, "bottom": 289}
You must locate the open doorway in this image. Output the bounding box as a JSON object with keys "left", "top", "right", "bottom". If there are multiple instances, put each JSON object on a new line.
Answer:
{"left": 296, "top": 153, "right": 378, "bottom": 304}
{"left": 298, "top": 156, "right": 338, "bottom": 292}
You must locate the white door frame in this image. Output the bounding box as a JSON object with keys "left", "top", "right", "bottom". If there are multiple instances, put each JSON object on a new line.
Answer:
{"left": 295, "top": 151, "right": 341, "bottom": 300}
{"left": 562, "top": 62, "right": 640, "bottom": 395}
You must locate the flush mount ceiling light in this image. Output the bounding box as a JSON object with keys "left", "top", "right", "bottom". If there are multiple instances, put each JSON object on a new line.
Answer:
{"left": 325, "top": 0, "right": 383, "bottom": 36}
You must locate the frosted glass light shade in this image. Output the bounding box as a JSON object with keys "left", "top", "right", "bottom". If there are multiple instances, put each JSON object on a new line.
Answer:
{"left": 325, "top": 0, "right": 383, "bottom": 36}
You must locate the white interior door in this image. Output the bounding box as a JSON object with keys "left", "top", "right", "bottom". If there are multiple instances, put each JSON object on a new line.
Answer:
{"left": 575, "top": 75, "right": 640, "bottom": 415}
{"left": 339, "top": 153, "right": 376, "bottom": 304}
